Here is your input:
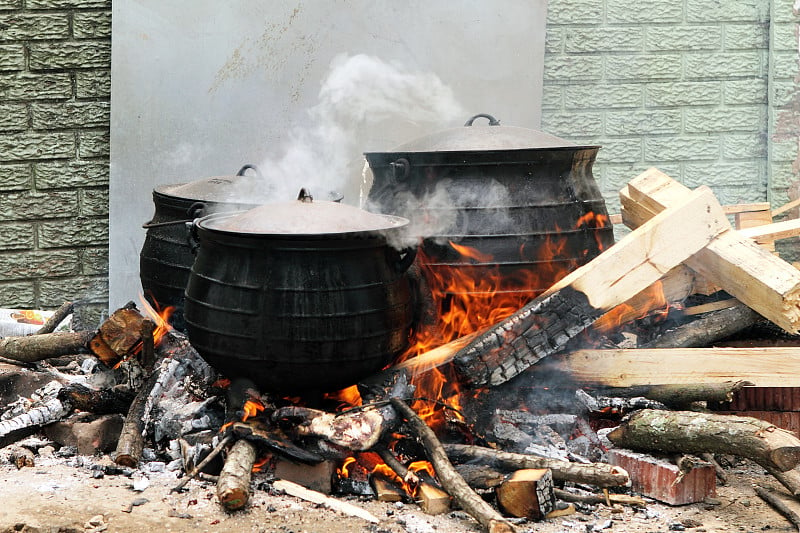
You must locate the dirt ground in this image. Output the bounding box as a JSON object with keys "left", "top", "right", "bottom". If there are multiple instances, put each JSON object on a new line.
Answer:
{"left": 0, "top": 453, "right": 793, "bottom": 533}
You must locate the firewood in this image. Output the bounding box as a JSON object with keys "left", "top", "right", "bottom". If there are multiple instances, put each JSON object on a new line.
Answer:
{"left": 608, "top": 409, "right": 800, "bottom": 472}
{"left": 640, "top": 304, "right": 762, "bottom": 349}
{"left": 453, "top": 186, "right": 731, "bottom": 388}
{"left": 621, "top": 168, "right": 800, "bottom": 334}
{"left": 57, "top": 383, "right": 136, "bottom": 415}
{"left": 0, "top": 397, "right": 69, "bottom": 447}
{"left": 217, "top": 438, "right": 257, "bottom": 511}
{"left": 444, "top": 443, "right": 630, "bottom": 487}
{"left": 753, "top": 485, "right": 800, "bottom": 530}
{"left": 7, "top": 445, "right": 35, "bottom": 468}
{"left": 370, "top": 473, "right": 405, "bottom": 502}
{"left": 553, "top": 488, "right": 646, "bottom": 507}
{"left": 417, "top": 481, "right": 452, "bottom": 515}
{"left": 764, "top": 464, "right": 800, "bottom": 498}
{"left": 390, "top": 398, "right": 518, "bottom": 533}
{"left": 740, "top": 218, "right": 800, "bottom": 244}
{"left": 172, "top": 434, "right": 233, "bottom": 492}
{"left": 495, "top": 468, "right": 555, "bottom": 520}
{"left": 89, "top": 305, "right": 147, "bottom": 367}
{"left": 553, "top": 347, "right": 800, "bottom": 388}
{"left": 590, "top": 381, "right": 753, "bottom": 409}
{"left": 35, "top": 301, "right": 73, "bottom": 335}
{"left": 113, "top": 359, "right": 165, "bottom": 467}
{"left": 273, "top": 479, "right": 381, "bottom": 523}
{"left": 0, "top": 330, "right": 94, "bottom": 364}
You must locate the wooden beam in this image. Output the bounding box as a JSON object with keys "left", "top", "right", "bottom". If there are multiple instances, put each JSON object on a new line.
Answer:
{"left": 551, "top": 347, "right": 800, "bottom": 387}
{"left": 453, "top": 186, "right": 731, "bottom": 388}
{"left": 622, "top": 168, "right": 800, "bottom": 333}
{"left": 739, "top": 217, "right": 800, "bottom": 243}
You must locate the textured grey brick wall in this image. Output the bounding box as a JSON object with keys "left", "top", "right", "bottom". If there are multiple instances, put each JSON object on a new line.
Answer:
{"left": 0, "top": 0, "right": 109, "bottom": 320}
{"left": 542, "top": 0, "right": 799, "bottom": 219}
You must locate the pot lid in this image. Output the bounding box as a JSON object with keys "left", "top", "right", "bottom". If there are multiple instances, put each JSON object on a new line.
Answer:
{"left": 371, "top": 113, "right": 595, "bottom": 153}
{"left": 156, "top": 165, "right": 343, "bottom": 204}
{"left": 202, "top": 188, "right": 408, "bottom": 235}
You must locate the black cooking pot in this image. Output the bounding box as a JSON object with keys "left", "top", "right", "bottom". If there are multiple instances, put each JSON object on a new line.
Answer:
{"left": 183, "top": 189, "right": 416, "bottom": 393}
{"left": 364, "top": 114, "right": 614, "bottom": 300}
{"left": 140, "top": 165, "right": 341, "bottom": 330}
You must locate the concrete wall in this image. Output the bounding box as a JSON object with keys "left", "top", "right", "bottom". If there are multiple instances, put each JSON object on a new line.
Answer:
{"left": 0, "top": 0, "right": 110, "bottom": 322}
{"left": 542, "top": 0, "right": 800, "bottom": 218}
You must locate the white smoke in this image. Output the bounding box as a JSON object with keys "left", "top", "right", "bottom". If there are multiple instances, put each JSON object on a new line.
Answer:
{"left": 246, "top": 53, "right": 466, "bottom": 206}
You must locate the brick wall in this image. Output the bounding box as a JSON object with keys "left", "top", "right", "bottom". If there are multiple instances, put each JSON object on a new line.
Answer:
{"left": 542, "top": 0, "right": 800, "bottom": 218}
{"left": 0, "top": 0, "right": 110, "bottom": 321}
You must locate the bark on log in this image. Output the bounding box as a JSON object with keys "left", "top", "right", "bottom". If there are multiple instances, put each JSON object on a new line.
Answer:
{"left": 553, "top": 488, "right": 646, "bottom": 508}
{"left": 390, "top": 398, "right": 517, "bottom": 533}
{"left": 593, "top": 380, "right": 753, "bottom": 409}
{"left": 113, "top": 362, "right": 163, "bottom": 467}
{"left": 453, "top": 186, "right": 731, "bottom": 388}
{"left": 608, "top": 409, "right": 800, "bottom": 472}
{"left": 444, "top": 443, "right": 630, "bottom": 487}
{"left": 217, "top": 438, "right": 257, "bottom": 511}
{"left": 641, "top": 304, "right": 762, "bottom": 349}
{"left": 0, "top": 330, "right": 94, "bottom": 364}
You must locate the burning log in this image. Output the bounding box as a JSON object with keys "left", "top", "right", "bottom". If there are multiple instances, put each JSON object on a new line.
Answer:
{"left": 495, "top": 468, "right": 556, "bottom": 520}
{"left": 272, "top": 403, "right": 395, "bottom": 451}
{"left": 217, "top": 438, "right": 257, "bottom": 511}
{"left": 0, "top": 330, "right": 94, "bottom": 364}
{"left": 375, "top": 445, "right": 451, "bottom": 514}
{"left": 608, "top": 409, "right": 800, "bottom": 472}
{"left": 390, "top": 398, "right": 518, "bottom": 533}
{"left": 452, "top": 186, "right": 731, "bottom": 388}
{"left": 443, "top": 443, "right": 630, "bottom": 487}
{"left": 621, "top": 168, "right": 800, "bottom": 334}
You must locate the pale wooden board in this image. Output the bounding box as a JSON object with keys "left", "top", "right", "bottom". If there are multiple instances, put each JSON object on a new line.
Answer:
{"left": 554, "top": 347, "right": 800, "bottom": 387}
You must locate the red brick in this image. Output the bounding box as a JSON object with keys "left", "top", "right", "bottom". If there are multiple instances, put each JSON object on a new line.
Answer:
{"left": 718, "top": 410, "right": 800, "bottom": 436}
{"left": 725, "top": 387, "right": 800, "bottom": 411}
{"left": 273, "top": 458, "right": 337, "bottom": 495}
{"left": 606, "top": 448, "right": 716, "bottom": 505}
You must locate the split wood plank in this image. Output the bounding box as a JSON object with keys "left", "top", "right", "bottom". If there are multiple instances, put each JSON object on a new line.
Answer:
{"left": 550, "top": 347, "right": 800, "bottom": 388}
{"left": 453, "top": 186, "right": 731, "bottom": 388}
{"left": 740, "top": 217, "right": 800, "bottom": 243}
{"left": 273, "top": 479, "right": 381, "bottom": 523}
{"left": 621, "top": 168, "right": 800, "bottom": 334}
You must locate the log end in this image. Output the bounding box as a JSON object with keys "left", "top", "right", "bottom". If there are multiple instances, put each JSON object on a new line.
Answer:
{"left": 218, "top": 488, "right": 249, "bottom": 511}
{"left": 113, "top": 454, "right": 138, "bottom": 468}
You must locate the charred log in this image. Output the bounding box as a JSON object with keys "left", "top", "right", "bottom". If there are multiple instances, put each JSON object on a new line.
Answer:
{"left": 590, "top": 381, "right": 753, "bottom": 410}
{"left": 641, "top": 304, "right": 762, "bottom": 349}
{"left": 608, "top": 409, "right": 800, "bottom": 472}
{"left": 57, "top": 383, "right": 135, "bottom": 415}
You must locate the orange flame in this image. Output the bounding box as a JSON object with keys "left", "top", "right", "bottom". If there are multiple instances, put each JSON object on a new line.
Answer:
{"left": 242, "top": 399, "right": 265, "bottom": 422}
{"left": 338, "top": 456, "right": 357, "bottom": 479}
{"left": 400, "top": 213, "right": 612, "bottom": 430}
{"left": 137, "top": 294, "right": 175, "bottom": 348}
{"left": 323, "top": 385, "right": 363, "bottom": 409}
{"left": 252, "top": 456, "right": 270, "bottom": 472}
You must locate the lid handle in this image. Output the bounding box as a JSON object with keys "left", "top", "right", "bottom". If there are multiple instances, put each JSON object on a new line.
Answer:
{"left": 297, "top": 188, "right": 313, "bottom": 202}
{"left": 236, "top": 164, "right": 263, "bottom": 178}
{"left": 464, "top": 113, "right": 500, "bottom": 127}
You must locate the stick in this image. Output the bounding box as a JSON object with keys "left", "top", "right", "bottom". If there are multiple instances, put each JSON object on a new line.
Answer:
{"left": 553, "top": 488, "right": 645, "bottom": 507}
{"left": 273, "top": 479, "right": 380, "bottom": 523}
{"left": 390, "top": 398, "right": 517, "bottom": 533}
{"left": 754, "top": 486, "right": 800, "bottom": 531}
{"left": 217, "top": 438, "right": 257, "bottom": 511}
{"left": 35, "top": 301, "right": 73, "bottom": 335}
{"left": 172, "top": 434, "right": 233, "bottom": 492}
{"left": 444, "top": 443, "right": 630, "bottom": 487}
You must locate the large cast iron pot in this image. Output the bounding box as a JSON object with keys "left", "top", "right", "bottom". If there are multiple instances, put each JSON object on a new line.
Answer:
{"left": 365, "top": 114, "right": 615, "bottom": 300}
{"left": 183, "top": 189, "right": 416, "bottom": 393}
{"left": 140, "top": 165, "right": 341, "bottom": 331}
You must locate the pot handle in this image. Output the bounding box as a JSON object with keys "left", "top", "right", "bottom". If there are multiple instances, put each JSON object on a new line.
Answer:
{"left": 141, "top": 201, "right": 207, "bottom": 229}
{"left": 464, "top": 113, "right": 500, "bottom": 126}
{"left": 394, "top": 246, "right": 417, "bottom": 273}
{"left": 390, "top": 158, "right": 410, "bottom": 181}
{"left": 236, "top": 164, "right": 263, "bottom": 178}
{"left": 186, "top": 220, "right": 200, "bottom": 255}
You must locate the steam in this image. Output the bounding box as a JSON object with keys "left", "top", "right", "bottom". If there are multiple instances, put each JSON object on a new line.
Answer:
{"left": 237, "top": 53, "right": 466, "bottom": 209}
